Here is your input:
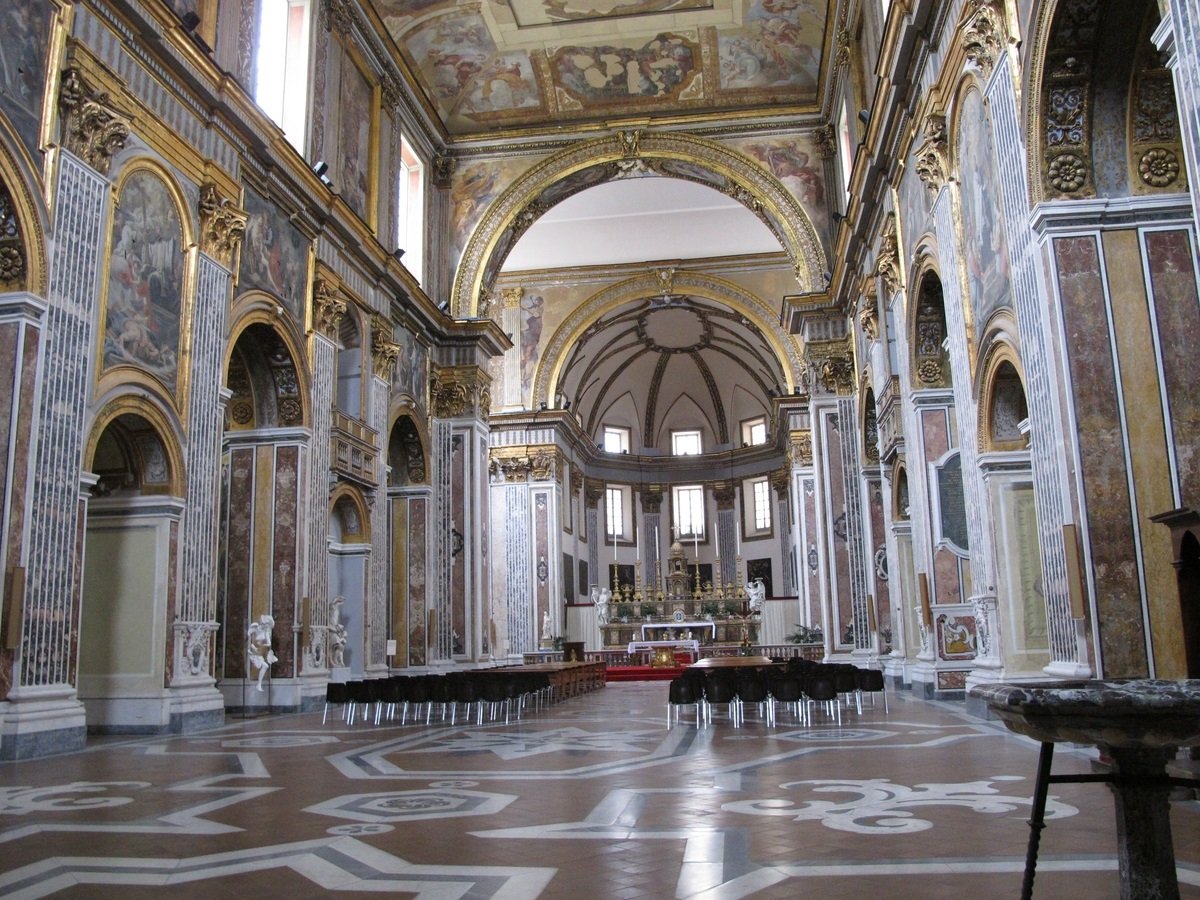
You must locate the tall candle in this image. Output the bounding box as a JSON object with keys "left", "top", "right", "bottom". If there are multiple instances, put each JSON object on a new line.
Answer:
{"left": 716, "top": 518, "right": 721, "bottom": 557}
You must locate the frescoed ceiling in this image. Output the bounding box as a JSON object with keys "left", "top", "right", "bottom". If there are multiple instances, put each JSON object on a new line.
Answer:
{"left": 368, "top": 0, "right": 836, "bottom": 136}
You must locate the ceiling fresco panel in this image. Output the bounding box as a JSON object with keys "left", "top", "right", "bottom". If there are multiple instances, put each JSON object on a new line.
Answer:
{"left": 369, "top": 0, "right": 832, "bottom": 135}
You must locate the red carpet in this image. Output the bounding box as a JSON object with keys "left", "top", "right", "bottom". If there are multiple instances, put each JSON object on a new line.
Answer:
{"left": 605, "top": 665, "right": 686, "bottom": 682}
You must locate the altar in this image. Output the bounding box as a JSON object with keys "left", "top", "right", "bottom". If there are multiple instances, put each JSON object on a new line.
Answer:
{"left": 641, "top": 621, "right": 715, "bottom": 640}
{"left": 627, "top": 639, "right": 700, "bottom": 661}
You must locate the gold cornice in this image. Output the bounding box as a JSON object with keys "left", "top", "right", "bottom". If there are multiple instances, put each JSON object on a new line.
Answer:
{"left": 312, "top": 276, "right": 348, "bottom": 339}
{"left": 431, "top": 364, "right": 491, "bottom": 419}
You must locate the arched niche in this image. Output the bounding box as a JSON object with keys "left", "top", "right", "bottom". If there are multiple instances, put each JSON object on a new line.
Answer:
{"left": 225, "top": 319, "right": 308, "bottom": 431}
{"left": 451, "top": 131, "right": 828, "bottom": 316}
{"left": 330, "top": 486, "right": 371, "bottom": 544}
{"left": 328, "top": 485, "right": 370, "bottom": 676}
{"left": 892, "top": 460, "right": 910, "bottom": 520}
{"left": 387, "top": 412, "right": 428, "bottom": 487}
{"left": 1026, "top": 0, "right": 1186, "bottom": 203}
{"left": 84, "top": 399, "right": 185, "bottom": 498}
{"left": 979, "top": 349, "right": 1029, "bottom": 452}
{"left": 861, "top": 386, "right": 880, "bottom": 465}
{"left": 909, "top": 266, "right": 952, "bottom": 390}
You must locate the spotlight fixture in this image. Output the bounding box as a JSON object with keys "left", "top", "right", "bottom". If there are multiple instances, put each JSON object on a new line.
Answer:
{"left": 313, "top": 160, "right": 332, "bottom": 187}
{"left": 539, "top": 401, "right": 548, "bottom": 411}
{"left": 393, "top": 248, "right": 406, "bottom": 260}
{"left": 180, "top": 10, "right": 201, "bottom": 30}
{"left": 830, "top": 211, "right": 845, "bottom": 224}
{"left": 858, "top": 109, "right": 871, "bottom": 125}
{"left": 562, "top": 398, "right": 571, "bottom": 411}
{"left": 437, "top": 299, "right": 450, "bottom": 312}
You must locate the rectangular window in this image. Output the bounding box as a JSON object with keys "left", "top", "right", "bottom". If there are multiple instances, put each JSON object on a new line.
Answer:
{"left": 672, "top": 485, "right": 705, "bottom": 539}
{"left": 602, "top": 426, "right": 630, "bottom": 454}
{"left": 752, "top": 478, "right": 772, "bottom": 531}
{"left": 254, "top": 0, "right": 310, "bottom": 153}
{"left": 396, "top": 137, "right": 424, "bottom": 284}
{"left": 741, "top": 416, "right": 768, "bottom": 446}
{"left": 671, "top": 429, "right": 702, "bottom": 456}
{"left": 606, "top": 487, "right": 624, "bottom": 539}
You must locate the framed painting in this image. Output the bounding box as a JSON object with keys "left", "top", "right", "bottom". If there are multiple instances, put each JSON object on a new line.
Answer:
{"left": 336, "top": 44, "right": 378, "bottom": 228}
{"left": 238, "top": 185, "right": 311, "bottom": 324}
{"left": 0, "top": 0, "right": 57, "bottom": 163}
{"left": 102, "top": 166, "right": 187, "bottom": 394}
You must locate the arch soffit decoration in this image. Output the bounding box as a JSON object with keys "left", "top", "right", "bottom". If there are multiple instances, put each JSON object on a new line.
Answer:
{"left": 0, "top": 119, "right": 49, "bottom": 296}
{"left": 531, "top": 270, "right": 805, "bottom": 407}
{"left": 450, "top": 131, "right": 829, "bottom": 317}
{"left": 83, "top": 392, "right": 186, "bottom": 497}
{"left": 329, "top": 482, "right": 371, "bottom": 543}
{"left": 225, "top": 292, "right": 313, "bottom": 428}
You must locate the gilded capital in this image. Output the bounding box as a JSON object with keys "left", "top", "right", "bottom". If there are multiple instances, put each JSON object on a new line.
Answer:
{"left": 789, "top": 430, "right": 813, "bottom": 466}
{"left": 962, "top": 0, "right": 1005, "bottom": 76}
{"left": 312, "top": 278, "right": 347, "bottom": 338}
{"left": 370, "top": 313, "right": 401, "bottom": 379}
{"left": 199, "top": 183, "right": 248, "bottom": 268}
{"left": 58, "top": 68, "right": 131, "bottom": 176}
{"left": 874, "top": 220, "right": 901, "bottom": 297}
{"left": 0, "top": 183, "right": 28, "bottom": 289}
{"left": 914, "top": 114, "right": 948, "bottom": 194}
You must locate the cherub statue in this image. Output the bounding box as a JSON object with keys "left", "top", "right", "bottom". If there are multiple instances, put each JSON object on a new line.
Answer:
{"left": 247, "top": 613, "right": 278, "bottom": 692}
{"left": 594, "top": 586, "right": 611, "bottom": 625}
{"left": 329, "top": 596, "right": 348, "bottom": 668}
{"left": 746, "top": 578, "right": 767, "bottom": 614}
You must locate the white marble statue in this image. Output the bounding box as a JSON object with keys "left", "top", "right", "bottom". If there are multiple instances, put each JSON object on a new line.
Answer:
{"left": 329, "top": 596, "right": 348, "bottom": 669}
{"left": 542, "top": 609, "right": 553, "bottom": 641}
{"left": 594, "top": 586, "right": 611, "bottom": 625}
{"left": 247, "top": 613, "right": 278, "bottom": 692}
{"left": 746, "top": 578, "right": 767, "bottom": 614}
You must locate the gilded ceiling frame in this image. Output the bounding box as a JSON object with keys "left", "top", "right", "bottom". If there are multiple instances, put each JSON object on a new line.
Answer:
{"left": 449, "top": 130, "right": 828, "bottom": 317}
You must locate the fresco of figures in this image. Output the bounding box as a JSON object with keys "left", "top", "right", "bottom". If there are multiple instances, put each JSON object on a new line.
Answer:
{"left": 238, "top": 187, "right": 311, "bottom": 324}
{"left": 336, "top": 55, "right": 375, "bottom": 223}
{"left": 103, "top": 169, "right": 185, "bottom": 393}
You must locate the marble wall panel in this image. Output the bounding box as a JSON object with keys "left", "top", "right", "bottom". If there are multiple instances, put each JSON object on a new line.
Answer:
{"left": 1145, "top": 228, "right": 1200, "bottom": 504}
{"left": 868, "top": 478, "right": 893, "bottom": 650}
{"left": 163, "top": 519, "right": 178, "bottom": 686}
{"left": 823, "top": 411, "right": 852, "bottom": 644}
{"left": 391, "top": 498, "right": 408, "bottom": 665}
{"left": 801, "top": 477, "right": 820, "bottom": 626}
{"left": 1054, "top": 234, "right": 1147, "bottom": 677}
{"left": 409, "top": 496, "right": 428, "bottom": 667}
{"left": 450, "top": 434, "right": 465, "bottom": 655}
{"left": 223, "top": 447, "right": 254, "bottom": 678}
{"left": 272, "top": 445, "right": 300, "bottom": 675}
{"left": 920, "top": 408, "right": 950, "bottom": 462}
{"left": 535, "top": 491, "right": 549, "bottom": 639}
{"left": 933, "top": 548, "right": 962, "bottom": 605}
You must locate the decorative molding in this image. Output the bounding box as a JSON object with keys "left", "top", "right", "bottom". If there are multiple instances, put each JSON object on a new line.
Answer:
{"left": 0, "top": 181, "right": 28, "bottom": 289}
{"left": 431, "top": 365, "right": 489, "bottom": 419}
{"left": 198, "top": 183, "right": 247, "bottom": 268}
{"left": 312, "top": 278, "right": 348, "bottom": 338}
{"left": 619, "top": 129, "right": 641, "bottom": 157}
{"left": 813, "top": 125, "right": 837, "bottom": 159}
{"left": 789, "top": 429, "right": 813, "bottom": 466}
{"left": 858, "top": 276, "right": 879, "bottom": 342}
{"left": 962, "top": 0, "right": 1005, "bottom": 76}
{"left": 432, "top": 155, "right": 455, "bottom": 189}
{"left": 770, "top": 468, "right": 790, "bottom": 497}
{"left": 502, "top": 286, "right": 523, "bottom": 308}
{"left": 530, "top": 447, "right": 560, "bottom": 481}
{"left": 818, "top": 354, "right": 854, "bottom": 394}
{"left": 370, "top": 314, "right": 401, "bottom": 379}
{"left": 712, "top": 481, "right": 736, "bottom": 509}
{"left": 325, "top": 0, "right": 355, "bottom": 35}
{"left": 874, "top": 218, "right": 901, "bottom": 297}
{"left": 914, "top": 114, "right": 948, "bottom": 194}
{"left": 570, "top": 467, "right": 584, "bottom": 495}
{"left": 835, "top": 28, "right": 851, "bottom": 69}
{"left": 57, "top": 67, "right": 130, "bottom": 175}
{"left": 584, "top": 478, "right": 606, "bottom": 505}
{"left": 640, "top": 488, "right": 663, "bottom": 513}
{"left": 489, "top": 451, "right": 532, "bottom": 483}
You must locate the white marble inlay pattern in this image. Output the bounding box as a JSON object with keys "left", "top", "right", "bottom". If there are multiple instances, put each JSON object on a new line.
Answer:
{"left": 0, "top": 836, "right": 556, "bottom": 897}
{"left": 219, "top": 735, "right": 342, "bottom": 749}
{"left": 721, "top": 776, "right": 1079, "bottom": 834}
{"left": 0, "top": 783, "right": 148, "bottom": 815}
{"left": 413, "top": 726, "right": 663, "bottom": 759}
{"left": 307, "top": 787, "right": 516, "bottom": 823}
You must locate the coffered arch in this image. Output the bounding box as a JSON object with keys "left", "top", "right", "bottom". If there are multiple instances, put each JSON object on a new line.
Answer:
{"left": 450, "top": 131, "right": 828, "bottom": 317}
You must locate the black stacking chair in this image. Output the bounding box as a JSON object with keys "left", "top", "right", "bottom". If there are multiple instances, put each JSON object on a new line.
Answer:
{"left": 402, "top": 676, "right": 431, "bottom": 724}
{"left": 856, "top": 667, "right": 888, "bottom": 713}
{"left": 323, "top": 681, "right": 349, "bottom": 724}
{"left": 769, "top": 672, "right": 805, "bottom": 726}
{"left": 450, "top": 675, "right": 482, "bottom": 725}
{"left": 702, "top": 674, "right": 739, "bottom": 727}
{"left": 667, "top": 676, "right": 701, "bottom": 728}
{"left": 735, "top": 671, "right": 774, "bottom": 726}
{"left": 831, "top": 665, "right": 862, "bottom": 715}
{"left": 803, "top": 672, "right": 841, "bottom": 725}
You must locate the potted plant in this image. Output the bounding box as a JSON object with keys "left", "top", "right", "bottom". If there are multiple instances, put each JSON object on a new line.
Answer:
{"left": 700, "top": 601, "right": 720, "bottom": 620}
{"left": 615, "top": 603, "right": 633, "bottom": 623}
{"left": 786, "top": 624, "right": 824, "bottom": 645}
{"left": 640, "top": 602, "right": 656, "bottom": 620}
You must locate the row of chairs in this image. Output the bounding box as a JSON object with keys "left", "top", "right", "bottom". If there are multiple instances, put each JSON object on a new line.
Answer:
{"left": 667, "top": 663, "right": 887, "bottom": 728}
{"left": 323, "top": 670, "right": 554, "bottom": 727}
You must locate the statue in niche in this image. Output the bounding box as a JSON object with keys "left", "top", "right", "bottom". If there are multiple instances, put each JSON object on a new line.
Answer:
{"left": 746, "top": 578, "right": 767, "bottom": 615}
{"left": 593, "top": 586, "right": 611, "bottom": 624}
{"left": 329, "top": 596, "right": 348, "bottom": 669}
{"left": 542, "top": 609, "right": 553, "bottom": 641}
{"left": 247, "top": 614, "right": 278, "bottom": 691}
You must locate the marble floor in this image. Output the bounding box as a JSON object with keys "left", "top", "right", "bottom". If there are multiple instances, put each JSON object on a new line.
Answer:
{"left": 1, "top": 681, "right": 1198, "bottom": 899}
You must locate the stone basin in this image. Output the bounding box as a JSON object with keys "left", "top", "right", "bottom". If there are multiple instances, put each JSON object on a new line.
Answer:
{"left": 970, "top": 679, "right": 1200, "bottom": 750}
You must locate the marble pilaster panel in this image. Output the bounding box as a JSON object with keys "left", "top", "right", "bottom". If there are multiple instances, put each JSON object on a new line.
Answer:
{"left": 271, "top": 444, "right": 301, "bottom": 677}
{"left": 799, "top": 476, "right": 820, "bottom": 627}
{"left": 408, "top": 495, "right": 429, "bottom": 666}
{"left": 1145, "top": 228, "right": 1200, "bottom": 504}
{"left": 222, "top": 446, "right": 254, "bottom": 679}
{"left": 820, "top": 409, "right": 853, "bottom": 646}
{"left": 1054, "top": 235, "right": 1147, "bottom": 677}
{"left": 534, "top": 491, "right": 550, "bottom": 638}
{"left": 867, "top": 477, "right": 893, "bottom": 650}
{"left": 450, "top": 433, "right": 466, "bottom": 656}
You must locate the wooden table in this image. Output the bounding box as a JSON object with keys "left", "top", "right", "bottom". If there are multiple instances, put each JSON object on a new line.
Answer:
{"left": 688, "top": 655, "right": 777, "bottom": 669}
